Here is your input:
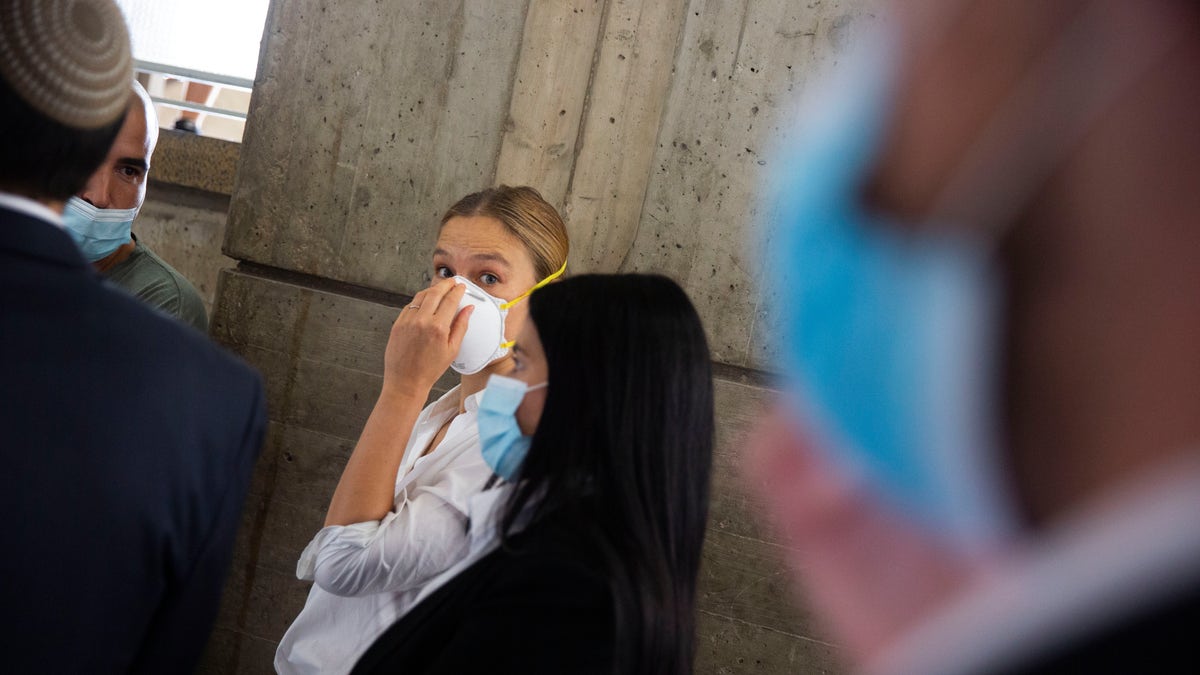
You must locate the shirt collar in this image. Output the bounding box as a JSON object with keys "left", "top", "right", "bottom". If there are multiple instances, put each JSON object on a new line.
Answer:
{"left": 0, "top": 191, "right": 64, "bottom": 228}
{"left": 463, "top": 387, "right": 483, "bottom": 413}
{"left": 426, "top": 384, "right": 464, "bottom": 420}
{"left": 423, "top": 384, "right": 484, "bottom": 420}
{"left": 426, "top": 384, "right": 485, "bottom": 417}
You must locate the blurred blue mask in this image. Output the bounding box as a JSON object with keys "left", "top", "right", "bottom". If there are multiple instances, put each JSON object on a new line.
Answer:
{"left": 62, "top": 196, "right": 137, "bottom": 262}
{"left": 767, "top": 31, "right": 1015, "bottom": 549}
{"left": 478, "top": 374, "right": 547, "bottom": 482}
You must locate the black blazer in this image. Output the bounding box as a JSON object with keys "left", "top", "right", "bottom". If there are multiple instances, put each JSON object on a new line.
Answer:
{"left": 0, "top": 206, "right": 267, "bottom": 673}
{"left": 352, "top": 509, "right": 616, "bottom": 674}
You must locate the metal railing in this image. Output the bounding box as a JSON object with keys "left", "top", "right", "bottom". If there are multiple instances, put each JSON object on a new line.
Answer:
{"left": 135, "top": 60, "right": 252, "bottom": 122}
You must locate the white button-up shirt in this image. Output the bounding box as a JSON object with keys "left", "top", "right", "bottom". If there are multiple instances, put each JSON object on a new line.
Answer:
{"left": 275, "top": 385, "right": 507, "bottom": 675}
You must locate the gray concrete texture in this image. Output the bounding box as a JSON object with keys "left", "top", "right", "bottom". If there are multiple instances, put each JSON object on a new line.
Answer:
{"left": 204, "top": 0, "right": 881, "bottom": 672}
{"left": 227, "top": 0, "right": 878, "bottom": 369}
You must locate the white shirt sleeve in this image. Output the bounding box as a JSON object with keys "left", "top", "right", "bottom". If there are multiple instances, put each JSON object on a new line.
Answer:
{"left": 297, "top": 480, "right": 479, "bottom": 597}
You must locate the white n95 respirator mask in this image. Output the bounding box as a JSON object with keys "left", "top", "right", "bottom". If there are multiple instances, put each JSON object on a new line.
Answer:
{"left": 449, "top": 261, "right": 566, "bottom": 375}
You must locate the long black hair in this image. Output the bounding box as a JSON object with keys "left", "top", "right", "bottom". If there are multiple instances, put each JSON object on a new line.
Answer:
{"left": 500, "top": 273, "right": 715, "bottom": 675}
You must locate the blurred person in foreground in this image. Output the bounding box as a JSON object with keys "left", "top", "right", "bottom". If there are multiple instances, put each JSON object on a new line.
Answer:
{"left": 746, "top": 0, "right": 1200, "bottom": 673}
{"left": 0, "top": 1, "right": 266, "bottom": 672}
{"left": 64, "top": 80, "right": 208, "bottom": 331}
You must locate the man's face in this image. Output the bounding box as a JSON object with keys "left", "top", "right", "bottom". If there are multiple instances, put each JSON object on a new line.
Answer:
{"left": 77, "top": 96, "right": 154, "bottom": 211}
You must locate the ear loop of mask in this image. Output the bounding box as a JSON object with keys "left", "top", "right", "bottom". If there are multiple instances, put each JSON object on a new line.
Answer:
{"left": 926, "top": 0, "right": 1188, "bottom": 241}
{"left": 497, "top": 261, "right": 567, "bottom": 349}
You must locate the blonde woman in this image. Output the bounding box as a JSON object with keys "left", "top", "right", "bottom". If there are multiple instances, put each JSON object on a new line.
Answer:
{"left": 276, "top": 186, "right": 569, "bottom": 675}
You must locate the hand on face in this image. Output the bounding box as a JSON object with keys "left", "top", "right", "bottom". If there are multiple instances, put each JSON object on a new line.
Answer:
{"left": 742, "top": 403, "right": 997, "bottom": 665}
{"left": 382, "top": 279, "right": 472, "bottom": 400}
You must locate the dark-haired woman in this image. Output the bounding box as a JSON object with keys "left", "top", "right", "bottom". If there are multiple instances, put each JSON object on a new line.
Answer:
{"left": 351, "top": 274, "right": 715, "bottom": 675}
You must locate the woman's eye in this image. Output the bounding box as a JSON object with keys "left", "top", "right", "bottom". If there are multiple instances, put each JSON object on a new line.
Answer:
{"left": 435, "top": 266, "right": 454, "bottom": 279}
{"left": 479, "top": 273, "right": 499, "bottom": 286}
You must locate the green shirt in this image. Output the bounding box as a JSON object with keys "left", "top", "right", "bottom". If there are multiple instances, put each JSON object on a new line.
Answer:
{"left": 105, "top": 238, "right": 209, "bottom": 332}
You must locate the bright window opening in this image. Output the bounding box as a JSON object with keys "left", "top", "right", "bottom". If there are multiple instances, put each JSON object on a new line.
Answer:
{"left": 115, "top": 0, "right": 272, "bottom": 142}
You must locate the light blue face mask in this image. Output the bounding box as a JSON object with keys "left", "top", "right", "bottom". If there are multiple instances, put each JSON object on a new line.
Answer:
{"left": 61, "top": 196, "right": 137, "bottom": 262}
{"left": 478, "top": 374, "right": 547, "bottom": 482}
{"left": 766, "top": 30, "right": 1015, "bottom": 549}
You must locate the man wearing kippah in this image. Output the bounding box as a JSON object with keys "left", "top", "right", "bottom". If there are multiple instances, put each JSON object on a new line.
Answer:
{"left": 63, "top": 80, "right": 209, "bottom": 332}
{"left": 0, "top": 1, "right": 266, "bottom": 672}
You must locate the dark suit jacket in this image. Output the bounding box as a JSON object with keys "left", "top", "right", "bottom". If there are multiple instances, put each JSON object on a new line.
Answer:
{"left": 352, "top": 509, "right": 616, "bottom": 675}
{"left": 0, "top": 205, "right": 267, "bottom": 673}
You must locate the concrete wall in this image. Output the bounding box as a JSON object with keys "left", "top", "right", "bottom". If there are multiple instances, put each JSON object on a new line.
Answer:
{"left": 133, "top": 131, "right": 243, "bottom": 320}
{"left": 203, "top": 0, "right": 878, "bottom": 672}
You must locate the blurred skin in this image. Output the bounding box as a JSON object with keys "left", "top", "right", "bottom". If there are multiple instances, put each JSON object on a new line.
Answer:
{"left": 867, "top": 0, "right": 1200, "bottom": 526}
{"left": 743, "top": 406, "right": 993, "bottom": 661}
{"left": 745, "top": 0, "right": 1200, "bottom": 666}
{"left": 78, "top": 85, "right": 158, "bottom": 273}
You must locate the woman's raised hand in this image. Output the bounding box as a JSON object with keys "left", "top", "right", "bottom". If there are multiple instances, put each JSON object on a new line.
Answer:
{"left": 382, "top": 279, "right": 472, "bottom": 401}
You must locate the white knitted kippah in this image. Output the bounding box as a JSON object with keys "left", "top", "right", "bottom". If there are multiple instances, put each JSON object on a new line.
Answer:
{"left": 0, "top": 0, "right": 133, "bottom": 129}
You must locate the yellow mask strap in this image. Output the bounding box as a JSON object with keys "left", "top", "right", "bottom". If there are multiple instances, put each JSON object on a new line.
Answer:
{"left": 498, "top": 260, "right": 567, "bottom": 311}
{"left": 497, "top": 261, "right": 567, "bottom": 349}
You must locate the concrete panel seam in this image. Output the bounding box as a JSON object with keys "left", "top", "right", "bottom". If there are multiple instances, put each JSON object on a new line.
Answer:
{"left": 223, "top": 263, "right": 777, "bottom": 382}
{"left": 621, "top": 0, "right": 699, "bottom": 273}
{"left": 233, "top": 261, "right": 412, "bottom": 308}
{"left": 731, "top": 0, "right": 755, "bottom": 73}
{"left": 711, "top": 361, "right": 779, "bottom": 388}
{"left": 145, "top": 181, "right": 233, "bottom": 212}
{"left": 561, "top": 0, "right": 613, "bottom": 211}
{"left": 489, "top": 0, "right": 536, "bottom": 186}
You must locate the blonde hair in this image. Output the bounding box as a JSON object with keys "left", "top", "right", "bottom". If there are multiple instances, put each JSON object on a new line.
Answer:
{"left": 441, "top": 185, "right": 569, "bottom": 280}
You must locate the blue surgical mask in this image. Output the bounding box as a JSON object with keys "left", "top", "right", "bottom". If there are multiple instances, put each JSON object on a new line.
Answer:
{"left": 61, "top": 196, "right": 137, "bottom": 262}
{"left": 766, "top": 30, "right": 1015, "bottom": 549}
{"left": 478, "top": 374, "right": 547, "bottom": 482}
